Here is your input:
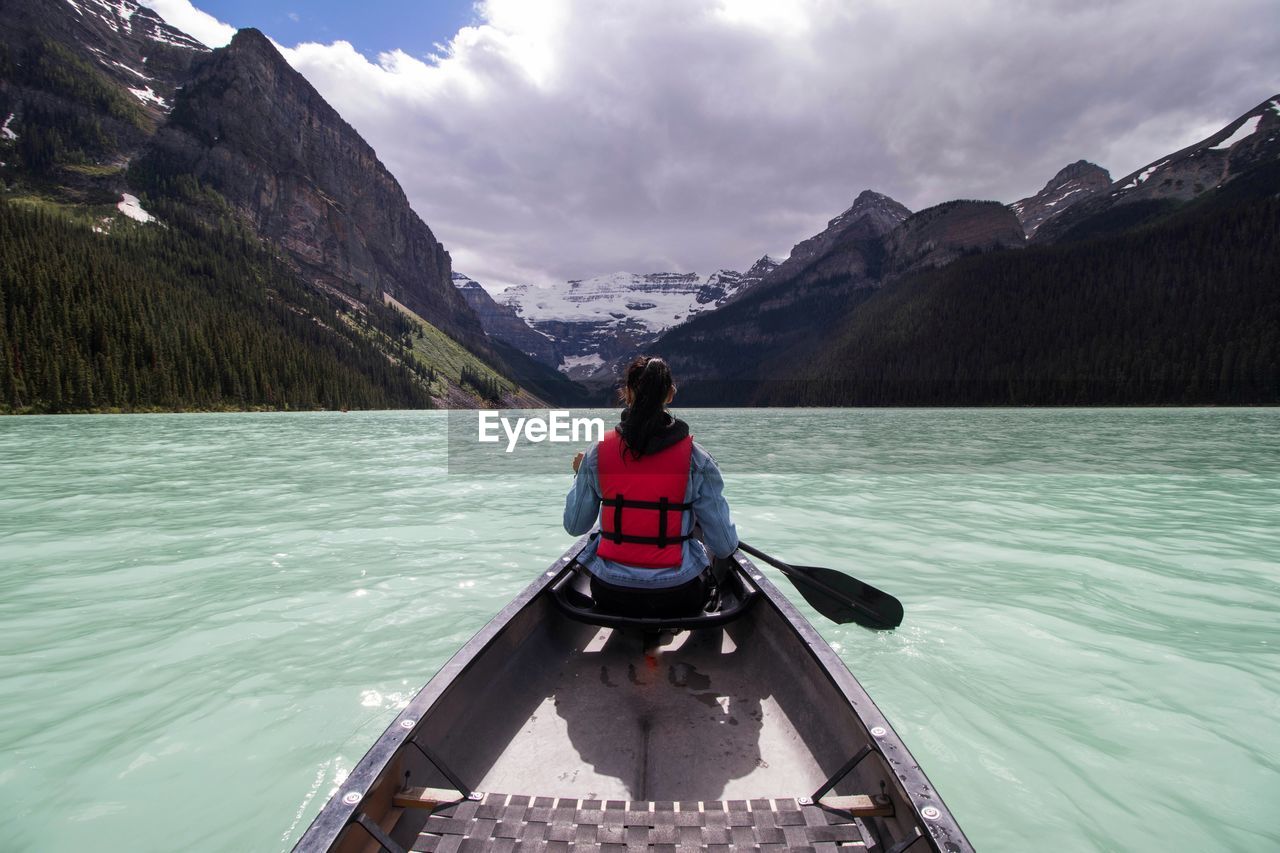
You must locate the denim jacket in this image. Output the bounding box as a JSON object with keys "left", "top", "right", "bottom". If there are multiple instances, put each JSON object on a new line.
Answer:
{"left": 563, "top": 440, "right": 739, "bottom": 588}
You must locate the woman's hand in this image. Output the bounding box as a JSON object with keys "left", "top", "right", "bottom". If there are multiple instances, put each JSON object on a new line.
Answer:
{"left": 572, "top": 451, "right": 584, "bottom": 474}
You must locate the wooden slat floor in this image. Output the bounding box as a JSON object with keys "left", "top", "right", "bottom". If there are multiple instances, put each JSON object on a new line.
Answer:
{"left": 412, "top": 792, "right": 875, "bottom": 852}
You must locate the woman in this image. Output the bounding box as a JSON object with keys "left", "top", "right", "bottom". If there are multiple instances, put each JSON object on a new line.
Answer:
{"left": 563, "top": 356, "right": 738, "bottom": 616}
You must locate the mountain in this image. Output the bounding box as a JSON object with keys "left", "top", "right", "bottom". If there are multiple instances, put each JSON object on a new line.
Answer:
{"left": 658, "top": 98, "right": 1280, "bottom": 405}
{"left": 1, "top": 0, "right": 580, "bottom": 411}
{"left": 650, "top": 190, "right": 919, "bottom": 387}
{"left": 137, "top": 28, "right": 483, "bottom": 347}
{"left": 655, "top": 90, "right": 1280, "bottom": 407}
{"left": 501, "top": 261, "right": 775, "bottom": 379}
{"left": 882, "top": 199, "right": 1024, "bottom": 276}
{"left": 762, "top": 158, "right": 1280, "bottom": 405}
{"left": 1009, "top": 160, "right": 1111, "bottom": 237}
{"left": 1033, "top": 96, "right": 1280, "bottom": 244}
{"left": 452, "top": 272, "right": 560, "bottom": 366}
{"left": 0, "top": 0, "right": 202, "bottom": 188}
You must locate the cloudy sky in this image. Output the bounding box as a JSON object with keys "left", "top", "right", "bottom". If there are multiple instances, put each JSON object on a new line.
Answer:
{"left": 141, "top": 0, "right": 1280, "bottom": 292}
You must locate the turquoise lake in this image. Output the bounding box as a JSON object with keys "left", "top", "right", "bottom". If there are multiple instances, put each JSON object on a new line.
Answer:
{"left": 1, "top": 409, "right": 1277, "bottom": 851}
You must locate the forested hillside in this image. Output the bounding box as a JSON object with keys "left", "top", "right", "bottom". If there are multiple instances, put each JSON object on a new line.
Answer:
{"left": 0, "top": 198, "right": 437, "bottom": 413}
{"left": 0, "top": 0, "right": 584, "bottom": 413}
{"left": 746, "top": 165, "right": 1280, "bottom": 406}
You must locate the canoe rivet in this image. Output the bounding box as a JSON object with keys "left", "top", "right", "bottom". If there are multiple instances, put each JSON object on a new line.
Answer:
{"left": 796, "top": 796, "right": 813, "bottom": 806}
{"left": 871, "top": 726, "right": 887, "bottom": 737}
{"left": 468, "top": 792, "right": 484, "bottom": 801}
{"left": 921, "top": 806, "right": 941, "bottom": 820}
{"left": 342, "top": 792, "right": 362, "bottom": 806}
{"left": 400, "top": 719, "right": 415, "bottom": 729}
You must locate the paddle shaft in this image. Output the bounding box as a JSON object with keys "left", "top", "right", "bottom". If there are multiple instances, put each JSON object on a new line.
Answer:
{"left": 738, "top": 541, "right": 859, "bottom": 608}
{"left": 737, "top": 540, "right": 902, "bottom": 628}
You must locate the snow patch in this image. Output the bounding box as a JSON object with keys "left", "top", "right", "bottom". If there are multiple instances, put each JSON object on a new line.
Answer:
{"left": 128, "top": 86, "right": 169, "bottom": 109}
{"left": 559, "top": 353, "right": 605, "bottom": 375}
{"left": 117, "top": 193, "right": 155, "bottom": 223}
{"left": 144, "top": 25, "right": 207, "bottom": 49}
{"left": 111, "top": 60, "right": 151, "bottom": 80}
{"left": 1210, "top": 115, "right": 1262, "bottom": 150}
{"left": 1136, "top": 161, "right": 1166, "bottom": 183}
{"left": 504, "top": 270, "right": 751, "bottom": 334}
{"left": 1271, "top": 99, "right": 1280, "bottom": 118}
{"left": 1120, "top": 160, "right": 1169, "bottom": 190}
{"left": 1, "top": 114, "right": 16, "bottom": 141}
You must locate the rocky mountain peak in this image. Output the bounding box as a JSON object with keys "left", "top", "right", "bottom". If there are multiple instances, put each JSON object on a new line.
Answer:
{"left": 744, "top": 255, "right": 780, "bottom": 279}
{"left": 227, "top": 26, "right": 271, "bottom": 50}
{"left": 769, "top": 190, "right": 910, "bottom": 280}
{"left": 1010, "top": 160, "right": 1111, "bottom": 237}
{"left": 886, "top": 200, "right": 1025, "bottom": 276}
{"left": 1033, "top": 94, "right": 1280, "bottom": 244}
{"left": 1053, "top": 159, "right": 1109, "bottom": 182}
{"left": 828, "top": 189, "right": 912, "bottom": 232}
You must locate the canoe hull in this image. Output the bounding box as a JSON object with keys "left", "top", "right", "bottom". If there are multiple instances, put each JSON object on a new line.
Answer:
{"left": 294, "top": 539, "right": 972, "bottom": 852}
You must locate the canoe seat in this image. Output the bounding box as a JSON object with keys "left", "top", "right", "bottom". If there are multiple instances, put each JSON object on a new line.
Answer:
{"left": 412, "top": 792, "right": 880, "bottom": 851}
{"left": 549, "top": 559, "right": 759, "bottom": 630}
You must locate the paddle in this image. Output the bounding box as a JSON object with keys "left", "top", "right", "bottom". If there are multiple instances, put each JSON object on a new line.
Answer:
{"left": 737, "top": 541, "right": 904, "bottom": 630}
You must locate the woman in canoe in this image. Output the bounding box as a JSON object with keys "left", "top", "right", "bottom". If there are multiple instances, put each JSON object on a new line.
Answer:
{"left": 564, "top": 356, "right": 738, "bottom": 616}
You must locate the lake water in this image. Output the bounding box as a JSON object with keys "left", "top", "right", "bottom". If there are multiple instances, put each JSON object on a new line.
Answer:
{"left": 1, "top": 409, "right": 1277, "bottom": 852}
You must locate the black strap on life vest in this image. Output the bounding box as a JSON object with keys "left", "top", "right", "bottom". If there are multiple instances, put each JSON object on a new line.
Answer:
{"left": 602, "top": 494, "right": 695, "bottom": 548}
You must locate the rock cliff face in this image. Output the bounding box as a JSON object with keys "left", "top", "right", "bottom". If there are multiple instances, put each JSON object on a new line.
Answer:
{"left": 1010, "top": 160, "right": 1111, "bottom": 237}
{"left": 1034, "top": 96, "right": 1280, "bottom": 244}
{"left": 144, "top": 28, "right": 484, "bottom": 346}
{"left": 884, "top": 200, "right": 1025, "bottom": 276}
{"left": 452, "top": 272, "right": 560, "bottom": 366}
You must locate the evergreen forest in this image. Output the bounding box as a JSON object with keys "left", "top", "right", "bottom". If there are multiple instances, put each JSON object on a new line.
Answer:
{"left": 0, "top": 198, "right": 437, "bottom": 413}
{"left": 710, "top": 166, "right": 1280, "bottom": 406}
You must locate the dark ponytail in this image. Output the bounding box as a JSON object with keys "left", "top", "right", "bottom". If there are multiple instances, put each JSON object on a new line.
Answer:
{"left": 618, "top": 356, "right": 674, "bottom": 459}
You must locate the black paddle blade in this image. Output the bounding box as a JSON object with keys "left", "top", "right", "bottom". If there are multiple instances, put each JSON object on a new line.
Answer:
{"left": 784, "top": 564, "right": 904, "bottom": 630}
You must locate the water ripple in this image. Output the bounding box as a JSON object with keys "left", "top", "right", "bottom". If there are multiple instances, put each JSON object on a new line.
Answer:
{"left": 1, "top": 409, "right": 1277, "bottom": 852}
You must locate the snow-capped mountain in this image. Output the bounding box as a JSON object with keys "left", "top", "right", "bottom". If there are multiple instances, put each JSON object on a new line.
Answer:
{"left": 505, "top": 269, "right": 761, "bottom": 333}
{"left": 502, "top": 260, "right": 777, "bottom": 378}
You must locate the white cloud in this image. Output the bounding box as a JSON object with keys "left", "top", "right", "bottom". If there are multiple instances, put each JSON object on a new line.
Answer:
{"left": 139, "top": 0, "right": 235, "bottom": 47}
{"left": 157, "top": 0, "right": 1280, "bottom": 291}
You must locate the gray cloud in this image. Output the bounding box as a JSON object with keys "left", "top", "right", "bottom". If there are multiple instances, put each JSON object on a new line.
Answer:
{"left": 177, "top": 0, "right": 1280, "bottom": 290}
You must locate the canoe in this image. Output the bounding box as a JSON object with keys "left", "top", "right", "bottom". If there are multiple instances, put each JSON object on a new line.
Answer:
{"left": 294, "top": 537, "right": 972, "bottom": 852}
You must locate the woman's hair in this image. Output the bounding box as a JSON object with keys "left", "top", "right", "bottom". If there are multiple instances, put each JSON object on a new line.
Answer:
{"left": 618, "top": 355, "right": 674, "bottom": 458}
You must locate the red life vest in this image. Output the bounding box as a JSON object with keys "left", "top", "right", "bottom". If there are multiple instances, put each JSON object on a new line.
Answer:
{"left": 596, "top": 430, "right": 695, "bottom": 569}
